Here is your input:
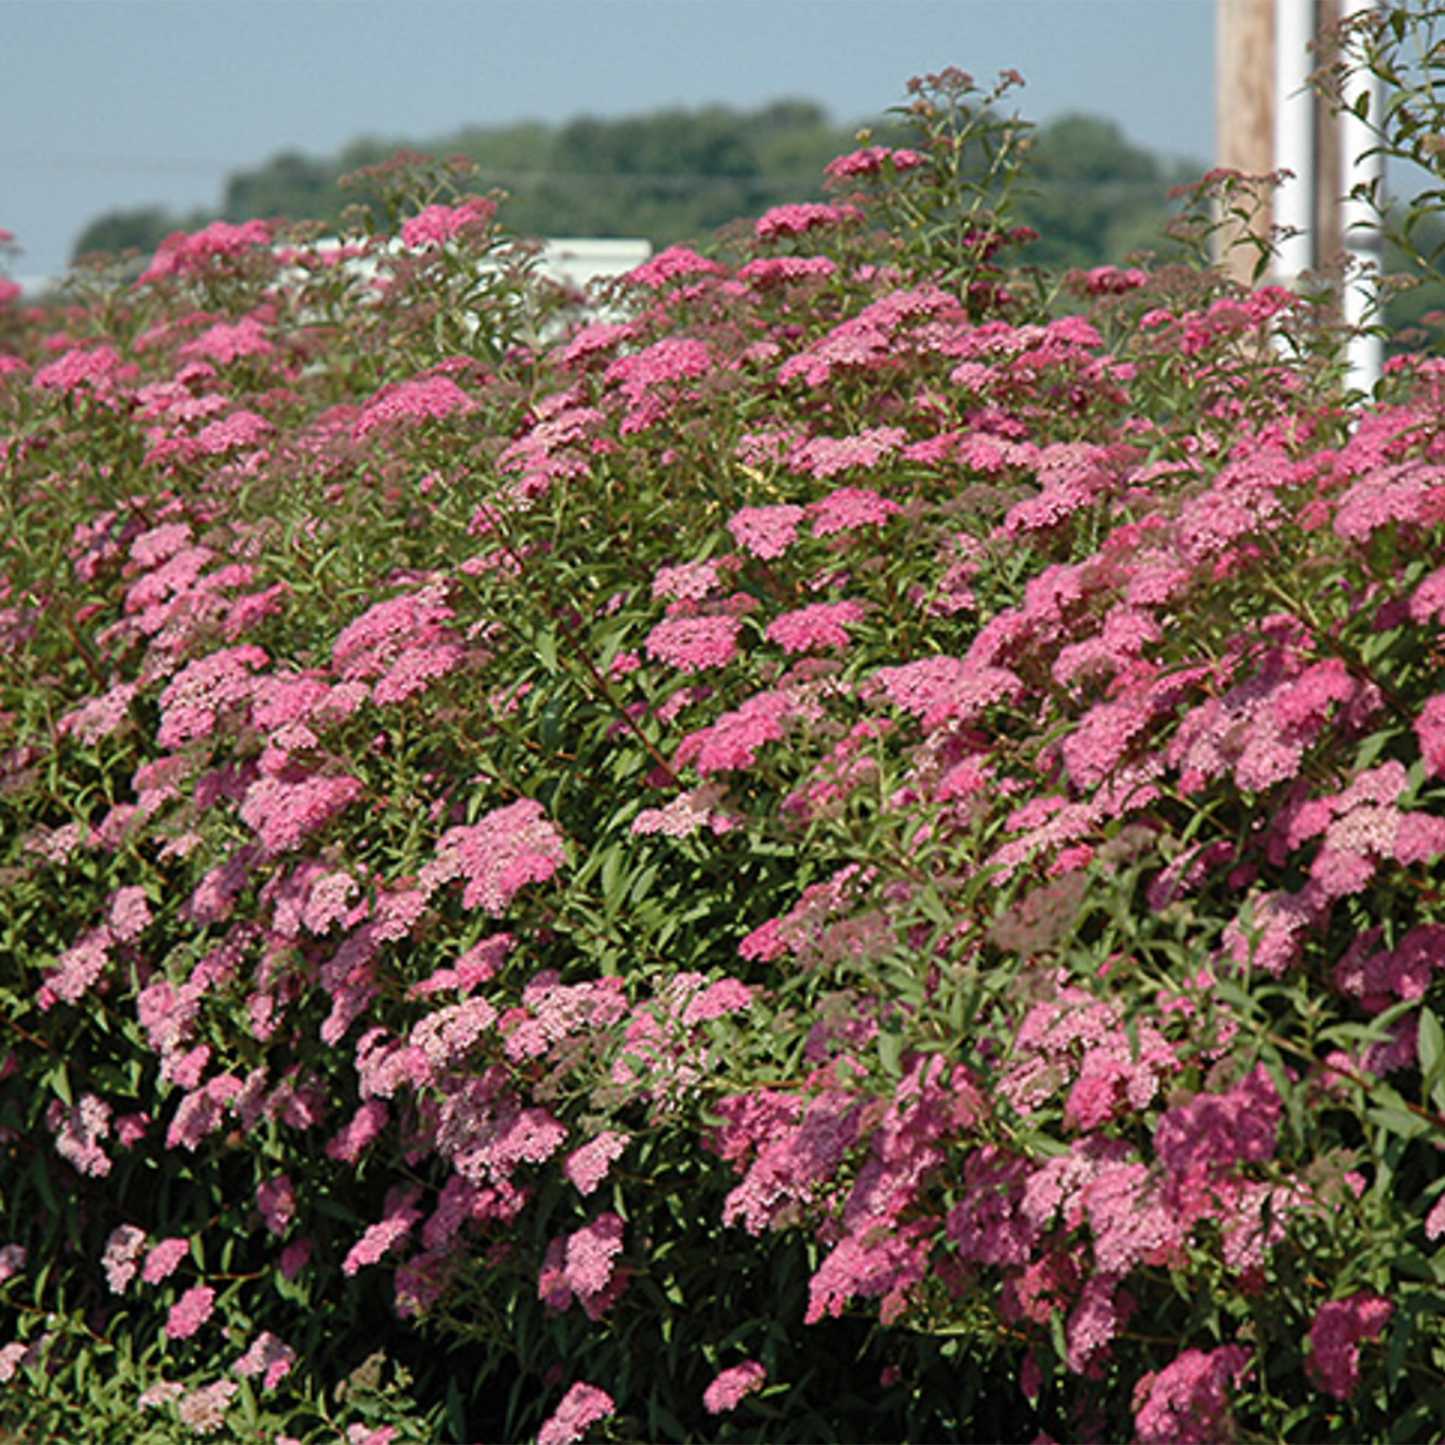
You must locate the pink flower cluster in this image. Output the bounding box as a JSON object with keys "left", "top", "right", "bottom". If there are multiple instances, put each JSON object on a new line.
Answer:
{"left": 419, "top": 799, "right": 566, "bottom": 914}
{"left": 399, "top": 198, "right": 497, "bottom": 249}
{"left": 536, "top": 1381, "right": 615, "bottom": 1445}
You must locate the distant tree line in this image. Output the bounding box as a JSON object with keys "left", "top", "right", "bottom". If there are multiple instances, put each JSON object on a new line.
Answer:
{"left": 72, "top": 100, "right": 1201, "bottom": 274}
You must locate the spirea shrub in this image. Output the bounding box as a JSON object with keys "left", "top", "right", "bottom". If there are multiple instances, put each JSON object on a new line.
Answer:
{"left": 5, "top": 44, "right": 1445, "bottom": 1443}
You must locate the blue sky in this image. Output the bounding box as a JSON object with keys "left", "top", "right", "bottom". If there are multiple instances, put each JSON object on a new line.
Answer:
{"left": 2, "top": 0, "right": 1216, "bottom": 281}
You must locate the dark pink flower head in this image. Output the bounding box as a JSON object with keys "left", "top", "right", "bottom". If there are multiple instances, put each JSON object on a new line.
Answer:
{"left": 140, "top": 219, "right": 270, "bottom": 283}
{"left": 604, "top": 337, "right": 713, "bottom": 433}
{"left": 179, "top": 315, "right": 274, "bottom": 366}
{"left": 342, "top": 1189, "right": 423, "bottom": 1276}
{"left": 1132, "top": 1345, "right": 1252, "bottom": 1444}
{"left": 626, "top": 245, "right": 728, "bottom": 289}
{"left": 32, "top": 344, "right": 130, "bottom": 397}
{"left": 1154, "top": 1064, "right": 1282, "bottom": 1177}
{"left": 330, "top": 583, "right": 463, "bottom": 702}
{"left": 755, "top": 202, "right": 860, "bottom": 241}
{"left": 399, "top": 198, "right": 496, "bottom": 249}
{"left": 674, "top": 691, "right": 793, "bottom": 775}
{"left": 825, "top": 146, "right": 926, "bottom": 181}
{"left": 1416, "top": 694, "right": 1445, "bottom": 777}
{"left": 646, "top": 614, "right": 742, "bottom": 674}
{"left": 1307, "top": 1292, "right": 1392, "bottom": 1400}
{"left": 872, "top": 656, "right": 1023, "bottom": 731}
{"left": 739, "top": 255, "right": 839, "bottom": 288}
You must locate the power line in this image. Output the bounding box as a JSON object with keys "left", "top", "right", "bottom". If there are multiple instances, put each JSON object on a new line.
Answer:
{"left": 0, "top": 151, "right": 232, "bottom": 177}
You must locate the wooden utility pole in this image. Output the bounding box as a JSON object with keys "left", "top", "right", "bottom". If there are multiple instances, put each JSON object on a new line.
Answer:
{"left": 1215, "top": 0, "right": 1276, "bottom": 283}
{"left": 1214, "top": 0, "right": 1382, "bottom": 393}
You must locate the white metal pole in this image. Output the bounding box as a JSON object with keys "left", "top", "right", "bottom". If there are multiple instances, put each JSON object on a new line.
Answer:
{"left": 1274, "top": 0, "right": 1318, "bottom": 285}
{"left": 1339, "top": 0, "right": 1385, "bottom": 397}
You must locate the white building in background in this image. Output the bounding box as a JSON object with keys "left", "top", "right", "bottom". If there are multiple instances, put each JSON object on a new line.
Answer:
{"left": 539, "top": 238, "right": 651, "bottom": 292}
{"left": 15, "top": 236, "right": 653, "bottom": 307}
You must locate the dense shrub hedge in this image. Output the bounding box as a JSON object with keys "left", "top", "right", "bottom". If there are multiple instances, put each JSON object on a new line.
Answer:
{"left": 5, "top": 30, "right": 1445, "bottom": 1444}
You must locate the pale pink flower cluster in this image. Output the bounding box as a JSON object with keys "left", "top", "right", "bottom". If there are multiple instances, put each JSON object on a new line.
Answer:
{"left": 57, "top": 680, "right": 139, "bottom": 743}
{"left": 156, "top": 644, "right": 268, "bottom": 751}
{"left": 631, "top": 782, "right": 737, "bottom": 838}
{"left": 239, "top": 772, "right": 365, "bottom": 854}
{"left": 142, "top": 1237, "right": 191, "bottom": 1285}
{"left": 809, "top": 486, "right": 902, "bottom": 536}
{"left": 192, "top": 408, "right": 274, "bottom": 457}
{"left": 563, "top": 1131, "right": 629, "bottom": 1196}
{"left": 0, "top": 1339, "right": 41, "bottom": 1383}
{"left": 101, "top": 1223, "right": 148, "bottom": 1294}
{"left": 765, "top": 600, "right": 864, "bottom": 654}
{"left": 702, "top": 1360, "right": 767, "bottom": 1414}
{"left": 420, "top": 798, "right": 566, "bottom": 914}
{"left": 539, "top": 1212, "right": 626, "bottom": 1319}
{"left": 727, "top": 503, "right": 805, "bottom": 560}
{"left": 0, "top": 1244, "right": 25, "bottom": 1284}
{"left": 46, "top": 1093, "right": 112, "bottom": 1177}
{"left": 165, "top": 1283, "right": 216, "bottom": 1340}
{"left": 791, "top": 427, "right": 908, "bottom": 479}
{"left": 536, "top": 1381, "right": 615, "bottom": 1445}
{"left": 651, "top": 559, "right": 721, "bottom": 601}
{"left": 410, "top": 997, "right": 499, "bottom": 1074}
{"left": 177, "top": 1378, "right": 237, "bottom": 1435}
{"left": 504, "top": 972, "right": 628, "bottom": 1063}
{"left": 343, "top": 1189, "right": 423, "bottom": 1276}
{"left": 871, "top": 656, "right": 1022, "bottom": 731}
{"left": 353, "top": 375, "right": 478, "bottom": 440}
{"left": 36, "top": 926, "right": 112, "bottom": 1010}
